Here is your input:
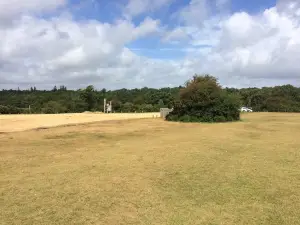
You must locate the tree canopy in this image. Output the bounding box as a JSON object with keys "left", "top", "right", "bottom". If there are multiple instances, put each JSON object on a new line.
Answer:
{"left": 80, "top": 85, "right": 96, "bottom": 111}
{"left": 0, "top": 77, "right": 299, "bottom": 114}
{"left": 166, "top": 75, "right": 241, "bottom": 122}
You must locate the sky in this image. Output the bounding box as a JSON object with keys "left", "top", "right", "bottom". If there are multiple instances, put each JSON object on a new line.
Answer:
{"left": 0, "top": 0, "right": 299, "bottom": 90}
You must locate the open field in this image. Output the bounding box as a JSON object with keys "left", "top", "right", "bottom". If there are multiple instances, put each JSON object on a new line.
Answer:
{"left": 0, "top": 112, "right": 160, "bottom": 133}
{"left": 1, "top": 113, "right": 300, "bottom": 225}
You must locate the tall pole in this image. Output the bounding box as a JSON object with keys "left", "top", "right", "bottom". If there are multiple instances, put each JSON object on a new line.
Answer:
{"left": 104, "top": 98, "right": 106, "bottom": 113}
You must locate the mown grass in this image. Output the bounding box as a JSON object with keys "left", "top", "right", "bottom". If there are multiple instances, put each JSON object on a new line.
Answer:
{"left": 1, "top": 113, "right": 300, "bottom": 225}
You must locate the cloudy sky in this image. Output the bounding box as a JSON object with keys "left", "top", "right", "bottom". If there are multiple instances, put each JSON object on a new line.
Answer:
{"left": 0, "top": 0, "right": 299, "bottom": 90}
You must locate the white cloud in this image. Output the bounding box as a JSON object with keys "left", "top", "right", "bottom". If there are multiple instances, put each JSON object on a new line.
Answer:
{"left": 0, "top": 0, "right": 300, "bottom": 90}
{"left": 124, "top": 0, "right": 173, "bottom": 18}
{"left": 0, "top": 0, "right": 66, "bottom": 23}
{"left": 134, "top": 17, "right": 161, "bottom": 37}
{"left": 0, "top": 13, "right": 162, "bottom": 89}
{"left": 178, "top": 0, "right": 210, "bottom": 25}
{"left": 177, "top": 0, "right": 231, "bottom": 26}
{"left": 180, "top": 3, "right": 300, "bottom": 86}
{"left": 162, "top": 27, "right": 189, "bottom": 43}
{"left": 216, "top": 0, "right": 229, "bottom": 9}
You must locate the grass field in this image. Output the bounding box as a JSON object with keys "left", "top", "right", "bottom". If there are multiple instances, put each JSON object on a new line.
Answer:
{"left": 0, "top": 112, "right": 160, "bottom": 132}
{"left": 1, "top": 113, "right": 300, "bottom": 225}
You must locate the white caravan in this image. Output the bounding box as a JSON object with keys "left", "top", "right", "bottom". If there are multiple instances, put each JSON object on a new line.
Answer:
{"left": 240, "top": 107, "right": 253, "bottom": 112}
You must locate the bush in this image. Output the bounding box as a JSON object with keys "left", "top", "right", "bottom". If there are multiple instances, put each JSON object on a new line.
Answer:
{"left": 42, "top": 101, "right": 67, "bottom": 114}
{"left": 166, "top": 75, "right": 241, "bottom": 123}
{"left": 0, "top": 105, "right": 24, "bottom": 114}
{"left": 0, "top": 105, "right": 9, "bottom": 114}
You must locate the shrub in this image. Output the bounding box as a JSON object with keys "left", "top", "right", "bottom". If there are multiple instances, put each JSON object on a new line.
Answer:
{"left": 166, "top": 75, "right": 241, "bottom": 123}
{"left": 0, "top": 105, "right": 24, "bottom": 114}
{"left": 0, "top": 105, "right": 9, "bottom": 114}
{"left": 42, "top": 101, "right": 67, "bottom": 114}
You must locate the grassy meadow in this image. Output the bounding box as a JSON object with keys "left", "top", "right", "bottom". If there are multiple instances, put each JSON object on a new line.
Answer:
{"left": 1, "top": 113, "right": 300, "bottom": 225}
{"left": 0, "top": 113, "right": 160, "bottom": 132}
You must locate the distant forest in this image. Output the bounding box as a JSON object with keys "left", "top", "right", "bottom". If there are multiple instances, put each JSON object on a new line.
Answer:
{"left": 1, "top": 83, "right": 300, "bottom": 114}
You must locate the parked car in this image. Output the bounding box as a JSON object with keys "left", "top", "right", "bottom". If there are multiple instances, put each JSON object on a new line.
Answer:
{"left": 240, "top": 107, "right": 253, "bottom": 112}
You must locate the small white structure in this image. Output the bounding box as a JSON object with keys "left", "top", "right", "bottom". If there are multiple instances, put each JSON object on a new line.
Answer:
{"left": 104, "top": 99, "right": 112, "bottom": 113}
{"left": 106, "top": 102, "right": 112, "bottom": 113}
{"left": 160, "top": 108, "right": 173, "bottom": 119}
{"left": 240, "top": 107, "right": 253, "bottom": 112}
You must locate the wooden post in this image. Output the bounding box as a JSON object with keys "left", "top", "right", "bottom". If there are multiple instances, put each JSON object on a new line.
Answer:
{"left": 104, "top": 99, "right": 106, "bottom": 113}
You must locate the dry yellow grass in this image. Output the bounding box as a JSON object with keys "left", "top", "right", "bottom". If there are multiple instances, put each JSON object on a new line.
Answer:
{"left": 0, "top": 112, "right": 160, "bottom": 132}
{"left": 1, "top": 113, "right": 300, "bottom": 225}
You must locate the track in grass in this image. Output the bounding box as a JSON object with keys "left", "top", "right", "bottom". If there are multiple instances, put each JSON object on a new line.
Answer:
{"left": 0, "top": 112, "right": 160, "bottom": 132}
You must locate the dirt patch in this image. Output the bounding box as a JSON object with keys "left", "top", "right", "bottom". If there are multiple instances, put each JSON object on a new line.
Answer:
{"left": 0, "top": 113, "right": 160, "bottom": 133}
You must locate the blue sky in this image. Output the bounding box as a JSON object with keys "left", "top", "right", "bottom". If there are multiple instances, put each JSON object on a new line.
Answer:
{"left": 0, "top": 0, "right": 299, "bottom": 89}
{"left": 67, "top": 0, "right": 278, "bottom": 63}
{"left": 230, "top": 0, "right": 276, "bottom": 13}
{"left": 69, "top": 0, "right": 278, "bottom": 60}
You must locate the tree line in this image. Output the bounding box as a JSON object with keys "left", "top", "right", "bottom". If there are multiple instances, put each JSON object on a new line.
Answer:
{"left": 0, "top": 80, "right": 299, "bottom": 114}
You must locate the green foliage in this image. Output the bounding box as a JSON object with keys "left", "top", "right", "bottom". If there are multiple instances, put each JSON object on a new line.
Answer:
{"left": 166, "top": 75, "right": 241, "bottom": 123}
{"left": 227, "top": 84, "right": 300, "bottom": 112}
{"left": 0, "top": 105, "right": 25, "bottom": 114}
{"left": 80, "top": 85, "right": 97, "bottom": 111}
{"left": 138, "top": 104, "right": 155, "bottom": 112}
{"left": 42, "top": 101, "right": 68, "bottom": 114}
{"left": 158, "top": 99, "right": 165, "bottom": 108}
{"left": 0, "top": 80, "right": 299, "bottom": 114}
{"left": 0, "top": 105, "right": 9, "bottom": 114}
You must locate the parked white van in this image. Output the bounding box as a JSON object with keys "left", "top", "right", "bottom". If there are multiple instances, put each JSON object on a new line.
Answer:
{"left": 240, "top": 107, "right": 253, "bottom": 112}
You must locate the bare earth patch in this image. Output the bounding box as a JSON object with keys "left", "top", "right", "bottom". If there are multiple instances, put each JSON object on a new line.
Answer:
{"left": 0, "top": 112, "right": 160, "bottom": 132}
{"left": 1, "top": 113, "right": 300, "bottom": 224}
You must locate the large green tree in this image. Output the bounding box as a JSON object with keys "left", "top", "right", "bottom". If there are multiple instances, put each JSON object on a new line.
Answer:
{"left": 80, "top": 85, "right": 97, "bottom": 111}
{"left": 166, "top": 75, "right": 241, "bottom": 122}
